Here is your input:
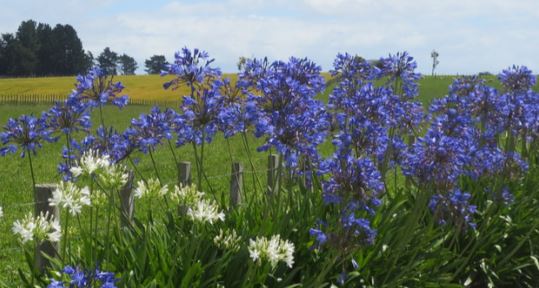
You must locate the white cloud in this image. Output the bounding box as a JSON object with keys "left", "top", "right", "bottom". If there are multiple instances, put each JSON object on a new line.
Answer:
{"left": 2, "top": 0, "right": 539, "bottom": 74}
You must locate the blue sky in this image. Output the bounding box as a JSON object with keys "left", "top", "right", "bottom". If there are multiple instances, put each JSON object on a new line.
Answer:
{"left": 1, "top": 0, "right": 538, "bottom": 74}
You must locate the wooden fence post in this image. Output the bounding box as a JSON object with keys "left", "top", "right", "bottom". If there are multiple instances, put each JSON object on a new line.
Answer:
{"left": 230, "top": 162, "right": 243, "bottom": 208}
{"left": 119, "top": 172, "right": 135, "bottom": 227}
{"left": 34, "top": 184, "right": 59, "bottom": 273}
{"left": 178, "top": 161, "right": 192, "bottom": 187}
{"left": 267, "top": 154, "right": 280, "bottom": 197}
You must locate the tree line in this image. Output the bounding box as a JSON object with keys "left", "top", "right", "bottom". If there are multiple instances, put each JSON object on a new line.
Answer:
{"left": 0, "top": 20, "right": 170, "bottom": 77}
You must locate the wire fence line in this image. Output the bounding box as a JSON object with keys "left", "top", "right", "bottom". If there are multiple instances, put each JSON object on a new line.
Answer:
{"left": 0, "top": 165, "right": 289, "bottom": 208}
{"left": 0, "top": 93, "right": 181, "bottom": 106}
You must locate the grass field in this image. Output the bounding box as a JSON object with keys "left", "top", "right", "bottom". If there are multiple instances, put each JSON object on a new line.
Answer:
{"left": 0, "top": 73, "right": 516, "bottom": 285}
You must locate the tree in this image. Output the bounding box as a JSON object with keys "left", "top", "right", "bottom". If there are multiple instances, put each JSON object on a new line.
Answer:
{"left": 13, "top": 20, "right": 40, "bottom": 75}
{"left": 97, "top": 47, "right": 118, "bottom": 75}
{"left": 144, "top": 55, "right": 168, "bottom": 74}
{"left": 36, "top": 23, "right": 54, "bottom": 75}
{"left": 49, "top": 24, "right": 87, "bottom": 75}
{"left": 81, "top": 51, "right": 94, "bottom": 74}
{"left": 117, "top": 54, "right": 137, "bottom": 75}
{"left": 0, "top": 34, "right": 17, "bottom": 75}
{"left": 431, "top": 50, "right": 439, "bottom": 77}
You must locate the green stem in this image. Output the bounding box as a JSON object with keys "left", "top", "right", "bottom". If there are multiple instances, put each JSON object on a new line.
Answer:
{"left": 148, "top": 148, "right": 162, "bottom": 184}
{"left": 167, "top": 138, "right": 179, "bottom": 171}
{"left": 241, "top": 131, "right": 263, "bottom": 193}
{"left": 225, "top": 137, "right": 234, "bottom": 166}
{"left": 65, "top": 133, "right": 72, "bottom": 170}
{"left": 27, "top": 150, "right": 36, "bottom": 194}
{"left": 104, "top": 188, "right": 115, "bottom": 262}
{"left": 62, "top": 211, "right": 70, "bottom": 260}
{"left": 127, "top": 155, "right": 146, "bottom": 183}
{"left": 192, "top": 142, "right": 202, "bottom": 188}
{"left": 89, "top": 179, "right": 94, "bottom": 265}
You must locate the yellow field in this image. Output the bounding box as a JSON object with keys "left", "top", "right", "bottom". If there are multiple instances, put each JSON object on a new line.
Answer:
{"left": 0, "top": 74, "right": 240, "bottom": 102}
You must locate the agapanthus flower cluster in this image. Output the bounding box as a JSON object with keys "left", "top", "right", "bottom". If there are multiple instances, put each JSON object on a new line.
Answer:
{"left": 312, "top": 153, "right": 382, "bottom": 249}
{"left": 12, "top": 211, "right": 61, "bottom": 244}
{"left": 328, "top": 52, "right": 422, "bottom": 170}
{"left": 498, "top": 65, "right": 536, "bottom": 93}
{"left": 70, "top": 149, "right": 112, "bottom": 177}
{"left": 186, "top": 199, "right": 225, "bottom": 224}
{"left": 329, "top": 82, "right": 392, "bottom": 160}
{"left": 378, "top": 51, "right": 421, "bottom": 99}
{"left": 134, "top": 178, "right": 168, "bottom": 199}
{"left": 0, "top": 114, "right": 57, "bottom": 157}
{"left": 48, "top": 265, "right": 118, "bottom": 288}
{"left": 331, "top": 53, "right": 379, "bottom": 83}
{"left": 68, "top": 66, "right": 128, "bottom": 108}
{"left": 402, "top": 122, "right": 471, "bottom": 189}
{"left": 429, "top": 188, "right": 477, "bottom": 229}
{"left": 213, "top": 228, "right": 242, "bottom": 252}
{"left": 247, "top": 57, "right": 330, "bottom": 167}
{"left": 173, "top": 83, "right": 224, "bottom": 145}
{"left": 0, "top": 206, "right": 3, "bottom": 218}
{"left": 49, "top": 181, "right": 91, "bottom": 215}
{"left": 217, "top": 78, "right": 249, "bottom": 138}
{"left": 161, "top": 48, "right": 226, "bottom": 146}
{"left": 237, "top": 57, "right": 270, "bottom": 89}
{"left": 168, "top": 184, "right": 205, "bottom": 204}
{"left": 45, "top": 99, "right": 91, "bottom": 135}
{"left": 248, "top": 234, "right": 295, "bottom": 269}
{"left": 69, "top": 149, "right": 129, "bottom": 188}
{"left": 125, "top": 106, "right": 175, "bottom": 153}
{"left": 80, "top": 127, "right": 134, "bottom": 163}
{"left": 497, "top": 66, "right": 539, "bottom": 140}
{"left": 162, "top": 47, "right": 221, "bottom": 91}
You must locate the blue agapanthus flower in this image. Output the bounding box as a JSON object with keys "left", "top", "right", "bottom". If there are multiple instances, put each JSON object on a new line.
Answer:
{"left": 173, "top": 83, "right": 223, "bottom": 146}
{"left": 402, "top": 119, "right": 472, "bottom": 189}
{"left": 498, "top": 65, "right": 536, "bottom": 93}
{"left": 48, "top": 265, "right": 118, "bottom": 288}
{"left": 310, "top": 152, "right": 383, "bottom": 250}
{"left": 69, "top": 66, "right": 128, "bottom": 108}
{"left": 379, "top": 51, "right": 421, "bottom": 99}
{"left": 429, "top": 188, "right": 477, "bottom": 229}
{"left": 0, "top": 114, "right": 57, "bottom": 157}
{"left": 247, "top": 57, "right": 329, "bottom": 167}
{"left": 45, "top": 98, "right": 91, "bottom": 135}
{"left": 125, "top": 106, "right": 176, "bottom": 153}
{"left": 237, "top": 57, "right": 270, "bottom": 90}
{"left": 217, "top": 78, "right": 249, "bottom": 138}
{"left": 330, "top": 53, "right": 380, "bottom": 82}
{"left": 162, "top": 47, "right": 221, "bottom": 91}
{"left": 320, "top": 153, "right": 384, "bottom": 206}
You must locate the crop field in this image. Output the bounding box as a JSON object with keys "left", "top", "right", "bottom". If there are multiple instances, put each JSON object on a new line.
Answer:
{"left": 0, "top": 73, "right": 463, "bottom": 105}
{"left": 1, "top": 52, "right": 539, "bottom": 287}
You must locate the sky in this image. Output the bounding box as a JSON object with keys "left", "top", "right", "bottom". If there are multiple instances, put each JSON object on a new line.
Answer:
{"left": 1, "top": 0, "right": 538, "bottom": 74}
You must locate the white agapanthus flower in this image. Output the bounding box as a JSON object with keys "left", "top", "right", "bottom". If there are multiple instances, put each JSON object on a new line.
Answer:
{"left": 12, "top": 211, "right": 61, "bottom": 244}
{"left": 98, "top": 163, "right": 129, "bottom": 189}
{"left": 169, "top": 184, "right": 204, "bottom": 204}
{"left": 50, "top": 181, "right": 91, "bottom": 215}
{"left": 186, "top": 199, "right": 225, "bottom": 224}
{"left": 70, "top": 149, "right": 111, "bottom": 177}
{"left": 0, "top": 206, "right": 3, "bottom": 218}
{"left": 248, "top": 235, "right": 295, "bottom": 268}
{"left": 213, "top": 228, "right": 242, "bottom": 252}
{"left": 134, "top": 178, "right": 168, "bottom": 199}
